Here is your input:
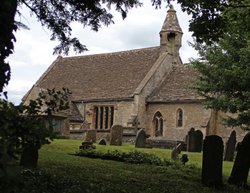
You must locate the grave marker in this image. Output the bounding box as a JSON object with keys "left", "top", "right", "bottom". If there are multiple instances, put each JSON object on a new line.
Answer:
{"left": 171, "top": 143, "right": 182, "bottom": 160}
{"left": 202, "top": 135, "right": 223, "bottom": 187}
{"left": 228, "top": 132, "right": 250, "bottom": 188}
{"left": 135, "top": 129, "right": 147, "bottom": 148}
{"left": 224, "top": 131, "right": 236, "bottom": 161}
{"left": 110, "top": 125, "right": 123, "bottom": 146}
{"left": 84, "top": 129, "right": 96, "bottom": 143}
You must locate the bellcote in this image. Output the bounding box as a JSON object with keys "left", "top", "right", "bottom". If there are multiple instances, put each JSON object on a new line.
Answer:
{"left": 160, "top": 5, "right": 183, "bottom": 55}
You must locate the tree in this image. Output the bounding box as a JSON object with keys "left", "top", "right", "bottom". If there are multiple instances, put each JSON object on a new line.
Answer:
{"left": 190, "top": 1, "right": 250, "bottom": 129}
{"left": 173, "top": 0, "right": 250, "bottom": 44}
{"left": 1, "top": 0, "right": 250, "bottom": 96}
{"left": 1, "top": 0, "right": 249, "bottom": 127}
{"left": 0, "top": 88, "right": 71, "bottom": 192}
{"left": 193, "top": 34, "right": 250, "bottom": 129}
{"left": 0, "top": 0, "right": 144, "bottom": 95}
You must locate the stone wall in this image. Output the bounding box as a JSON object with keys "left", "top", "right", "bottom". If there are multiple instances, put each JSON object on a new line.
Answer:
{"left": 96, "top": 130, "right": 110, "bottom": 141}
{"left": 76, "top": 100, "right": 134, "bottom": 129}
{"left": 146, "top": 102, "right": 210, "bottom": 141}
{"left": 132, "top": 54, "right": 178, "bottom": 129}
{"left": 69, "top": 129, "right": 111, "bottom": 141}
{"left": 69, "top": 130, "right": 86, "bottom": 140}
{"left": 214, "top": 111, "right": 247, "bottom": 143}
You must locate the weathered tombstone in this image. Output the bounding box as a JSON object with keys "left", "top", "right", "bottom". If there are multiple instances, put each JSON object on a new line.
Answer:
{"left": 135, "top": 129, "right": 147, "bottom": 148}
{"left": 224, "top": 130, "right": 236, "bottom": 161}
{"left": 187, "top": 128, "right": 196, "bottom": 152}
{"left": 84, "top": 129, "right": 96, "bottom": 143}
{"left": 110, "top": 125, "right": 123, "bottom": 146}
{"left": 194, "top": 130, "right": 203, "bottom": 152}
{"left": 202, "top": 135, "right": 223, "bottom": 187}
{"left": 20, "top": 145, "right": 39, "bottom": 169}
{"left": 171, "top": 143, "right": 182, "bottom": 160}
{"left": 98, "top": 138, "right": 107, "bottom": 145}
{"left": 228, "top": 132, "right": 250, "bottom": 188}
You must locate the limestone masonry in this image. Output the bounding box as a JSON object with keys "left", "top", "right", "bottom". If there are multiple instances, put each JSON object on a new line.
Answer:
{"left": 22, "top": 5, "right": 246, "bottom": 145}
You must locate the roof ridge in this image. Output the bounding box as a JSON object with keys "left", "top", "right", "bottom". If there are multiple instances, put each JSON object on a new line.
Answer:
{"left": 62, "top": 46, "right": 160, "bottom": 59}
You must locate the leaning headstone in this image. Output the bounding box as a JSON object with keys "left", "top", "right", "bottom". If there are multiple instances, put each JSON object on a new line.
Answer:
{"left": 224, "top": 131, "right": 236, "bottom": 161}
{"left": 20, "top": 145, "right": 39, "bottom": 169}
{"left": 84, "top": 129, "right": 96, "bottom": 143}
{"left": 202, "top": 135, "right": 223, "bottom": 187}
{"left": 187, "top": 128, "right": 196, "bottom": 152}
{"left": 135, "top": 129, "right": 147, "bottom": 148}
{"left": 171, "top": 143, "right": 182, "bottom": 160}
{"left": 228, "top": 132, "right": 250, "bottom": 188}
{"left": 110, "top": 125, "right": 123, "bottom": 146}
{"left": 194, "top": 130, "right": 203, "bottom": 152}
{"left": 98, "top": 138, "right": 107, "bottom": 145}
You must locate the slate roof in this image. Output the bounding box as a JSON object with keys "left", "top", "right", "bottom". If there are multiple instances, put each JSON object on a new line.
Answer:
{"left": 147, "top": 64, "right": 201, "bottom": 103}
{"left": 36, "top": 47, "right": 161, "bottom": 101}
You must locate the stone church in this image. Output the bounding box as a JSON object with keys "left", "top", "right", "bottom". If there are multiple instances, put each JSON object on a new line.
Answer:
{"left": 23, "top": 6, "right": 245, "bottom": 144}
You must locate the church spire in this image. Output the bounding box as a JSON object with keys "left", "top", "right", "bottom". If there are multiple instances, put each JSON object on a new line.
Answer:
{"left": 160, "top": 5, "right": 183, "bottom": 55}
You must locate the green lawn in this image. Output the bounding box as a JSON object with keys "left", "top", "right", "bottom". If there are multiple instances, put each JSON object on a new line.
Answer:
{"left": 34, "top": 139, "right": 248, "bottom": 193}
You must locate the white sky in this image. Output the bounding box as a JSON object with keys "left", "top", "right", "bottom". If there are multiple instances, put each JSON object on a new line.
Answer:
{"left": 6, "top": 1, "right": 198, "bottom": 104}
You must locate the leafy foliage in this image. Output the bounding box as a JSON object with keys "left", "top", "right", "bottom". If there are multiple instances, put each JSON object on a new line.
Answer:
{"left": 0, "top": 88, "right": 71, "bottom": 193}
{"left": 192, "top": 2, "right": 250, "bottom": 129}
{"left": 1, "top": 0, "right": 250, "bottom": 95}
{"left": 2, "top": 0, "right": 248, "bottom": 95}
{"left": 0, "top": 0, "right": 143, "bottom": 94}
{"left": 175, "top": 0, "right": 250, "bottom": 44}
{"left": 76, "top": 149, "right": 182, "bottom": 166}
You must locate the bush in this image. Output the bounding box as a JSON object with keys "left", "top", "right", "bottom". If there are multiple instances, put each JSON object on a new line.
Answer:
{"left": 124, "top": 151, "right": 162, "bottom": 165}
{"left": 76, "top": 149, "right": 183, "bottom": 167}
{"left": 0, "top": 88, "right": 71, "bottom": 193}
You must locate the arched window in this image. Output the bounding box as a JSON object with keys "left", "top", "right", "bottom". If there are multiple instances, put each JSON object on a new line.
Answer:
{"left": 153, "top": 112, "right": 163, "bottom": 137}
{"left": 177, "top": 109, "right": 183, "bottom": 127}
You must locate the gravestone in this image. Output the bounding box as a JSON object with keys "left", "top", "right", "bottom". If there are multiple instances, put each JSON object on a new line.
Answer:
{"left": 171, "top": 143, "right": 182, "bottom": 160}
{"left": 194, "top": 130, "right": 203, "bottom": 152}
{"left": 224, "top": 131, "right": 236, "bottom": 161}
{"left": 84, "top": 129, "right": 96, "bottom": 143}
{"left": 187, "top": 128, "right": 203, "bottom": 152}
{"left": 202, "top": 135, "right": 223, "bottom": 187}
{"left": 187, "top": 128, "right": 196, "bottom": 152}
{"left": 20, "top": 145, "right": 39, "bottom": 169}
{"left": 135, "top": 129, "right": 147, "bottom": 148}
{"left": 228, "top": 132, "right": 250, "bottom": 188}
{"left": 110, "top": 125, "right": 123, "bottom": 146}
{"left": 98, "top": 138, "right": 107, "bottom": 145}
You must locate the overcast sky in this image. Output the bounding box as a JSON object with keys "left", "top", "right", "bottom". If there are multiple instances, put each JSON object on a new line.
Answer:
{"left": 6, "top": 1, "right": 198, "bottom": 104}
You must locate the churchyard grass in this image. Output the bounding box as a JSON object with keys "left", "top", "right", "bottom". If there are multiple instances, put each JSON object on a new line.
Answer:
{"left": 35, "top": 139, "right": 248, "bottom": 193}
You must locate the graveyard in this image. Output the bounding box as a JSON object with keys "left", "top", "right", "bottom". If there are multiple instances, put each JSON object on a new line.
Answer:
{"left": 19, "top": 139, "right": 249, "bottom": 193}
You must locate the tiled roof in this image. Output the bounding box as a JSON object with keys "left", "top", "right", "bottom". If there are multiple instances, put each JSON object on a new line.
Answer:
{"left": 54, "top": 102, "right": 83, "bottom": 121}
{"left": 37, "top": 47, "right": 160, "bottom": 101}
{"left": 147, "top": 64, "right": 201, "bottom": 102}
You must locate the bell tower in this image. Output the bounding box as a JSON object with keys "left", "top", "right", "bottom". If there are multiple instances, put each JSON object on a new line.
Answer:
{"left": 160, "top": 5, "right": 183, "bottom": 56}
